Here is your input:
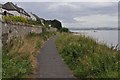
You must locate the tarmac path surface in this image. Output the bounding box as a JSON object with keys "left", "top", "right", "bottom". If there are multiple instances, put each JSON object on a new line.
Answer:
{"left": 35, "top": 36, "right": 76, "bottom": 78}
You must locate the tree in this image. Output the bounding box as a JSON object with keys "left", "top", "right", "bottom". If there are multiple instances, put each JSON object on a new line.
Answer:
{"left": 44, "top": 19, "right": 62, "bottom": 30}
{"left": 61, "top": 27, "right": 69, "bottom": 32}
{"left": 51, "top": 19, "right": 62, "bottom": 30}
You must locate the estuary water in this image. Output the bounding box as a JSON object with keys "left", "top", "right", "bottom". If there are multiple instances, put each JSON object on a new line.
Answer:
{"left": 71, "top": 30, "right": 119, "bottom": 49}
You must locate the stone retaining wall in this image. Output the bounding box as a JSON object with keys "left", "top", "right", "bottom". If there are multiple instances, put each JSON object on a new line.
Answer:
{"left": 2, "top": 22, "right": 42, "bottom": 45}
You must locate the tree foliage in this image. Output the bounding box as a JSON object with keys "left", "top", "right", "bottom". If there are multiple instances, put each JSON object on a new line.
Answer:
{"left": 45, "top": 19, "right": 62, "bottom": 30}
{"left": 61, "top": 27, "right": 69, "bottom": 32}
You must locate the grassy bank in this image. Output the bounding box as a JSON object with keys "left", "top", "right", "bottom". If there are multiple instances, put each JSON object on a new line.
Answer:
{"left": 56, "top": 33, "right": 119, "bottom": 78}
{"left": 2, "top": 32, "right": 56, "bottom": 78}
{"left": 3, "top": 16, "right": 42, "bottom": 26}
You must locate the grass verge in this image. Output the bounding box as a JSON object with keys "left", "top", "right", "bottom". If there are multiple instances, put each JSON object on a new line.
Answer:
{"left": 56, "top": 33, "right": 119, "bottom": 78}
{"left": 2, "top": 32, "right": 56, "bottom": 78}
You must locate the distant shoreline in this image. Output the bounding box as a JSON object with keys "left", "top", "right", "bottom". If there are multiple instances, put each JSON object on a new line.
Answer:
{"left": 69, "top": 27, "right": 119, "bottom": 31}
{"left": 71, "top": 30, "right": 119, "bottom": 50}
{"left": 70, "top": 29, "right": 119, "bottom": 31}
{"left": 70, "top": 29, "right": 119, "bottom": 35}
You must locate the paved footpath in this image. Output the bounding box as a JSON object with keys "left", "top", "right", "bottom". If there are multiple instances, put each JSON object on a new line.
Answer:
{"left": 35, "top": 36, "right": 76, "bottom": 78}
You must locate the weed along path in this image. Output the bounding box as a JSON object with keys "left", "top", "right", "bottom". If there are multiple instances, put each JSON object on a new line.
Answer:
{"left": 35, "top": 36, "right": 75, "bottom": 78}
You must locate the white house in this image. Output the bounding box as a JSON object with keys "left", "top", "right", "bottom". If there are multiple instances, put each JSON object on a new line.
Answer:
{"left": 2, "top": 2, "right": 20, "bottom": 16}
{"left": 2, "top": 2, "right": 30, "bottom": 19}
{"left": 28, "top": 12, "right": 36, "bottom": 21}
{"left": 19, "top": 8, "right": 30, "bottom": 19}
{"left": 0, "top": 3, "right": 3, "bottom": 21}
{"left": 0, "top": 3, "right": 12, "bottom": 21}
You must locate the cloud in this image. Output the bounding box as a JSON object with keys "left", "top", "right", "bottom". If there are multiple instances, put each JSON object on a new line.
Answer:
{"left": 48, "top": 3, "right": 78, "bottom": 10}
{"left": 1, "top": 0, "right": 119, "bottom": 2}
{"left": 73, "top": 14, "right": 118, "bottom": 27}
{"left": 2, "top": 2, "right": 117, "bottom": 28}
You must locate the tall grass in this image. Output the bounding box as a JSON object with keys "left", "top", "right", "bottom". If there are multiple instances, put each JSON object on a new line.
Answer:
{"left": 3, "top": 16, "right": 28, "bottom": 23}
{"left": 2, "top": 32, "right": 56, "bottom": 78}
{"left": 3, "top": 16, "right": 43, "bottom": 26}
{"left": 56, "top": 33, "right": 119, "bottom": 78}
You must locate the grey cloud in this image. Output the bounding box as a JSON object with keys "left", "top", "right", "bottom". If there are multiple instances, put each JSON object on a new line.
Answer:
{"left": 15, "top": 2, "right": 118, "bottom": 27}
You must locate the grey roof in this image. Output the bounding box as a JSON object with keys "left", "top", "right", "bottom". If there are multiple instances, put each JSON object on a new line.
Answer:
{"left": 18, "top": 7, "right": 30, "bottom": 17}
{"left": 2, "top": 2, "right": 16, "bottom": 11}
{"left": 2, "top": 2, "right": 30, "bottom": 17}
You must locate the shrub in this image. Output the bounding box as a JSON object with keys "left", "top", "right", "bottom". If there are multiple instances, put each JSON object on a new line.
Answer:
{"left": 60, "top": 27, "right": 69, "bottom": 32}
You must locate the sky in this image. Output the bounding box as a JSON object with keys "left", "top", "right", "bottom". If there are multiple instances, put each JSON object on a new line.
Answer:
{"left": 1, "top": 0, "right": 119, "bottom": 28}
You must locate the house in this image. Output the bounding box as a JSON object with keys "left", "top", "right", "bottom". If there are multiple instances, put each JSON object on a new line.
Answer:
{"left": 2, "top": 2, "right": 30, "bottom": 19}
{"left": 28, "top": 12, "right": 36, "bottom": 21}
{"left": 0, "top": 3, "right": 2, "bottom": 21}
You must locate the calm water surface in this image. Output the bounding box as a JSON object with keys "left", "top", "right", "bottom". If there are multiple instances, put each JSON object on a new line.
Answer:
{"left": 71, "top": 30, "right": 119, "bottom": 49}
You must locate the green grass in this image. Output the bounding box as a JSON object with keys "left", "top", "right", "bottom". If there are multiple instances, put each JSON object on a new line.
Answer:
{"left": 56, "top": 33, "right": 119, "bottom": 78}
{"left": 2, "top": 32, "right": 56, "bottom": 78}
{"left": 3, "top": 51, "right": 32, "bottom": 78}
